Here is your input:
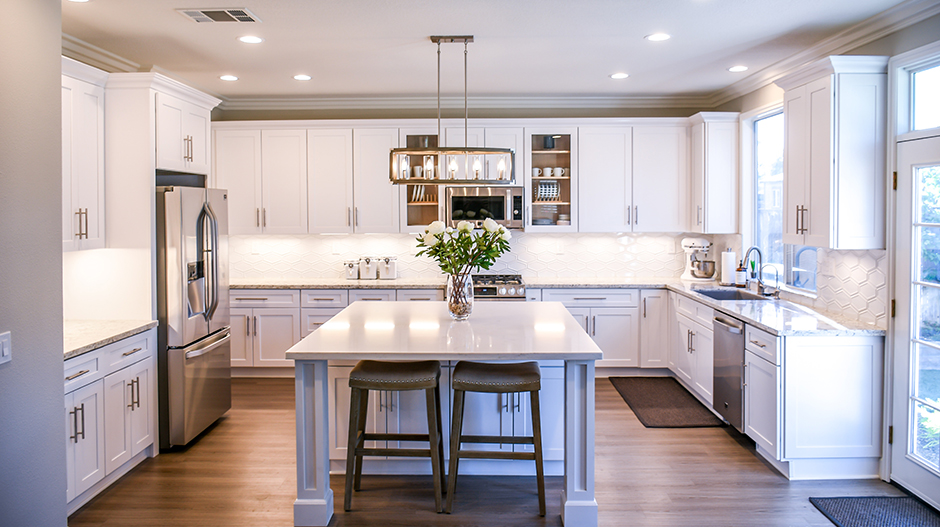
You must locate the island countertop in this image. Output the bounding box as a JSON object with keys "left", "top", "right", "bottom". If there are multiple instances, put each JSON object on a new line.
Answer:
{"left": 286, "top": 301, "right": 602, "bottom": 361}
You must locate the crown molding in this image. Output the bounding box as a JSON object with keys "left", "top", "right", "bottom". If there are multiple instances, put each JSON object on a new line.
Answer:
{"left": 106, "top": 73, "right": 222, "bottom": 110}
{"left": 707, "top": 0, "right": 940, "bottom": 107}
{"left": 61, "top": 56, "right": 109, "bottom": 86}
{"left": 62, "top": 33, "right": 139, "bottom": 73}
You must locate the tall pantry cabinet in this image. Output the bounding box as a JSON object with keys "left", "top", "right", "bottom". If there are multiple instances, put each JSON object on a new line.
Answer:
{"left": 774, "top": 56, "right": 888, "bottom": 250}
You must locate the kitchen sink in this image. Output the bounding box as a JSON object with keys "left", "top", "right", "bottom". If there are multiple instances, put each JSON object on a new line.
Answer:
{"left": 694, "top": 289, "right": 770, "bottom": 301}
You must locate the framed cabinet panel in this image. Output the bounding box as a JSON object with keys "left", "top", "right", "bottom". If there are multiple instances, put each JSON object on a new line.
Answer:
{"left": 308, "top": 129, "right": 354, "bottom": 234}
{"left": 632, "top": 126, "right": 688, "bottom": 232}
{"left": 578, "top": 127, "right": 632, "bottom": 232}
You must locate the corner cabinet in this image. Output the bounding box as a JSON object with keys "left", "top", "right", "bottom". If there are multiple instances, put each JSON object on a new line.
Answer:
{"left": 775, "top": 56, "right": 887, "bottom": 250}
{"left": 525, "top": 127, "right": 578, "bottom": 232}
{"left": 689, "top": 113, "right": 738, "bottom": 234}
{"left": 61, "top": 58, "right": 107, "bottom": 252}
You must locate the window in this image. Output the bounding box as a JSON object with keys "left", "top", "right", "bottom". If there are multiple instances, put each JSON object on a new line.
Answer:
{"left": 753, "top": 111, "right": 817, "bottom": 292}
{"left": 913, "top": 63, "right": 940, "bottom": 131}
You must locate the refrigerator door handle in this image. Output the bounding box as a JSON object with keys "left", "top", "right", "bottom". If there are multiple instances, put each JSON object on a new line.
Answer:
{"left": 183, "top": 331, "right": 231, "bottom": 360}
{"left": 205, "top": 202, "right": 220, "bottom": 320}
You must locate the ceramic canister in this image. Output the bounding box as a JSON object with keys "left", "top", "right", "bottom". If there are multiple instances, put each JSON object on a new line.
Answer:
{"left": 358, "top": 257, "right": 378, "bottom": 280}
{"left": 344, "top": 260, "right": 359, "bottom": 280}
{"left": 378, "top": 256, "right": 398, "bottom": 280}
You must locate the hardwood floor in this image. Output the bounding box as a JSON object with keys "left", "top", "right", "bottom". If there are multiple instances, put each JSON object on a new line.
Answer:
{"left": 68, "top": 377, "right": 904, "bottom": 526}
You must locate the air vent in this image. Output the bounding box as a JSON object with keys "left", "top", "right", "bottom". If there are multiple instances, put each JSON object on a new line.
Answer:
{"left": 177, "top": 8, "right": 261, "bottom": 23}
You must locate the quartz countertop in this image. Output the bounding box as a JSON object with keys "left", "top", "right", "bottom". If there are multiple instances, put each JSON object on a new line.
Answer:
{"left": 524, "top": 276, "right": 677, "bottom": 289}
{"left": 286, "top": 301, "right": 602, "bottom": 361}
{"left": 64, "top": 320, "right": 158, "bottom": 360}
{"left": 230, "top": 277, "right": 446, "bottom": 290}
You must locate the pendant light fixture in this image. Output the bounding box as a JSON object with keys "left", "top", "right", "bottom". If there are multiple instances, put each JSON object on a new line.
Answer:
{"left": 389, "top": 36, "right": 515, "bottom": 185}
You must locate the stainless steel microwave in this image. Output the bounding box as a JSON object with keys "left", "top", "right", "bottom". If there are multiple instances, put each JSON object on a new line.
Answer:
{"left": 445, "top": 186, "right": 524, "bottom": 230}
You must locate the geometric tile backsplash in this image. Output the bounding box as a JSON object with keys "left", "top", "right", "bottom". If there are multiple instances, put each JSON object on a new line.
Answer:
{"left": 230, "top": 233, "right": 888, "bottom": 328}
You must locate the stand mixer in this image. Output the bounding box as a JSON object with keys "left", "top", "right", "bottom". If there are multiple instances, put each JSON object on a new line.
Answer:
{"left": 680, "top": 237, "right": 716, "bottom": 281}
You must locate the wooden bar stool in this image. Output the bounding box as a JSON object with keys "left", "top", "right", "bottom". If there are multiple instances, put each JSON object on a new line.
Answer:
{"left": 445, "top": 360, "right": 545, "bottom": 516}
{"left": 344, "top": 360, "right": 446, "bottom": 512}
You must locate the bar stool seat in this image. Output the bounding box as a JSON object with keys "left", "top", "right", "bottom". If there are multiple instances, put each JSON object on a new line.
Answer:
{"left": 446, "top": 360, "right": 546, "bottom": 516}
{"left": 345, "top": 360, "right": 446, "bottom": 513}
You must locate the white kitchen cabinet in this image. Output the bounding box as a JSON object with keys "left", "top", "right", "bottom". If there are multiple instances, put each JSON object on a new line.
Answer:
{"left": 632, "top": 126, "right": 688, "bottom": 232}
{"left": 62, "top": 61, "right": 107, "bottom": 252}
{"left": 775, "top": 56, "right": 887, "bottom": 249}
{"left": 525, "top": 127, "right": 578, "bottom": 232}
{"left": 485, "top": 127, "right": 526, "bottom": 184}
{"left": 689, "top": 113, "right": 738, "bottom": 234}
{"left": 349, "top": 289, "right": 396, "bottom": 303}
{"left": 745, "top": 349, "right": 781, "bottom": 459}
{"left": 639, "top": 289, "right": 669, "bottom": 368}
{"left": 230, "top": 291, "right": 302, "bottom": 367}
{"left": 672, "top": 294, "right": 714, "bottom": 404}
{"left": 578, "top": 126, "right": 633, "bottom": 232}
{"left": 353, "top": 128, "right": 401, "bottom": 233}
{"left": 542, "top": 289, "right": 640, "bottom": 367}
{"left": 213, "top": 129, "right": 308, "bottom": 234}
{"left": 65, "top": 379, "right": 105, "bottom": 503}
{"left": 396, "top": 289, "right": 444, "bottom": 302}
{"left": 156, "top": 91, "right": 211, "bottom": 175}
{"left": 104, "top": 353, "right": 153, "bottom": 474}
{"left": 308, "top": 128, "right": 354, "bottom": 233}
{"left": 398, "top": 128, "right": 444, "bottom": 233}
{"left": 301, "top": 308, "right": 345, "bottom": 338}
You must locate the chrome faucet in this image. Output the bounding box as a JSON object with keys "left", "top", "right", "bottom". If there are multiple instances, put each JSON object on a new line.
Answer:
{"left": 743, "top": 246, "right": 767, "bottom": 296}
{"left": 760, "top": 263, "right": 781, "bottom": 298}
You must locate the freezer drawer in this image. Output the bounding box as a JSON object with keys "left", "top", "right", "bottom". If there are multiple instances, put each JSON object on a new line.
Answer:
{"left": 167, "top": 328, "right": 232, "bottom": 446}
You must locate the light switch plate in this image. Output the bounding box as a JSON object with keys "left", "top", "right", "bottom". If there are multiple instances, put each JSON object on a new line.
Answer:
{"left": 0, "top": 331, "right": 11, "bottom": 365}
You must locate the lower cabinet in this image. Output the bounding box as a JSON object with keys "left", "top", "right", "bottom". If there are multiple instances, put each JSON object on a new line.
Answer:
{"left": 672, "top": 294, "right": 714, "bottom": 404}
{"left": 104, "top": 357, "right": 153, "bottom": 474}
{"left": 543, "top": 289, "right": 641, "bottom": 368}
{"left": 640, "top": 289, "right": 669, "bottom": 368}
{"left": 744, "top": 349, "right": 781, "bottom": 458}
{"left": 65, "top": 379, "right": 105, "bottom": 503}
{"left": 230, "top": 290, "right": 302, "bottom": 368}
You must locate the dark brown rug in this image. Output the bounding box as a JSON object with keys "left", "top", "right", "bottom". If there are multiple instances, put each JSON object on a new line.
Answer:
{"left": 810, "top": 496, "right": 940, "bottom": 527}
{"left": 608, "top": 377, "right": 724, "bottom": 428}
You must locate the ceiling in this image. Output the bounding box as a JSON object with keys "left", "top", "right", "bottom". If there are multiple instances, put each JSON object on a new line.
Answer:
{"left": 62, "top": 0, "right": 918, "bottom": 109}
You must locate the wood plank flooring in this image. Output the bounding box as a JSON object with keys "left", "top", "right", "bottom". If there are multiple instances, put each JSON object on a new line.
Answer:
{"left": 68, "top": 377, "right": 905, "bottom": 526}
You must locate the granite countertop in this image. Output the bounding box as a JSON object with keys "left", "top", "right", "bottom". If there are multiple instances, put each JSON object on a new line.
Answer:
{"left": 64, "top": 320, "right": 158, "bottom": 360}
{"left": 523, "top": 276, "right": 676, "bottom": 289}
{"left": 230, "top": 277, "right": 447, "bottom": 290}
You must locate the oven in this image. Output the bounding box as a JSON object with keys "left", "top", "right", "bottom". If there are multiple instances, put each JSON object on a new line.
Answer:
{"left": 445, "top": 186, "right": 524, "bottom": 230}
{"left": 472, "top": 274, "right": 526, "bottom": 301}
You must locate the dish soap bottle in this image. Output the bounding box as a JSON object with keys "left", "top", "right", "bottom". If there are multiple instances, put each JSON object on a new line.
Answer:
{"left": 735, "top": 260, "right": 747, "bottom": 288}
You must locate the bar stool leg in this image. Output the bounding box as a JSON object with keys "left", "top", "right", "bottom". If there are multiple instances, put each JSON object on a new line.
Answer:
{"left": 445, "top": 389, "right": 466, "bottom": 514}
{"left": 425, "top": 387, "right": 444, "bottom": 512}
{"left": 530, "top": 389, "right": 546, "bottom": 517}
{"left": 353, "top": 388, "right": 369, "bottom": 491}
{"left": 434, "top": 385, "right": 447, "bottom": 491}
{"left": 344, "top": 387, "right": 362, "bottom": 511}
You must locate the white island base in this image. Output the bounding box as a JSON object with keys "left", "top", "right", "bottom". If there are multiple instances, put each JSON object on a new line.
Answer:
{"left": 287, "top": 302, "right": 603, "bottom": 526}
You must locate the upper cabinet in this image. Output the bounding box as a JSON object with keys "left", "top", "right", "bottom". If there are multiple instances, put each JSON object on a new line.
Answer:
{"left": 156, "top": 92, "right": 212, "bottom": 175}
{"left": 353, "top": 128, "right": 401, "bottom": 233}
{"left": 308, "top": 129, "right": 354, "bottom": 234}
{"left": 689, "top": 113, "right": 738, "bottom": 234}
{"left": 578, "top": 126, "right": 632, "bottom": 232}
{"left": 775, "top": 56, "right": 888, "bottom": 250}
{"left": 631, "top": 125, "right": 689, "bottom": 232}
{"left": 62, "top": 58, "right": 107, "bottom": 252}
{"left": 525, "top": 127, "right": 578, "bottom": 232}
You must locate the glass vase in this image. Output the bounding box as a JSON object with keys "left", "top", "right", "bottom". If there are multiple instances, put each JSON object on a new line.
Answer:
{"left": 446, "top": 274, "right": 474, "bottom": 320}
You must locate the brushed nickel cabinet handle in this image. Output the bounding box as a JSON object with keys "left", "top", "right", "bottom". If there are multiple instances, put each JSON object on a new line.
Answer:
{"left": 75, "top": 209, "right": 83, "bottom": 238}
{"left": 122, "top": 347, "right": 143, "bottom": 357}
{"left": 262, "top": 208, "right": 267, "bottom": 228}
{"left": 65, "top": 369, "right": 90, "bottom": 381}
{"left": 127, "top": 380, "right": 135, "bottom": 409}
{"left": 312, "top": 298, "right": 334, "bottom": 301}
{"left": 253, "top": 316, "right": 258, "bottom": 337}
{"left": 355, "top": 207, "right": 360, "bottom": 227}
{"left": 256, "top": 208, "right": 260, "bottom": 227}
{"left": 246, "top": 316, "right": 251, "bottom": 337}
{"left": 135, "top": 377, "right": 141, "bottom": 409}
{"left": 235, "top": 297, "right": 268, "bottom": 301}
{"left": 690, "top": 331, "right": 696, "bottom": 353}
{"left": 634, "top": 205, "right": 638, "bottom": 226}
{"left": 69, "top": 407, "right": 79, "bottom": 443}
{"left": 78, "top": 403, "right": 85, "bottom": 441}
{"left": 347, "top": 207, "right": 352, "bottom": 227}
{"left": 573, "top": 297, "right": 607, "bottom": 301}
{"left": 643, "top": 298, "right": 647, "bottom": 318}
{"left": 697, "top": 205, "right": 702, "bottom": 226}
{"left": 749, "top": 339, "right": 767, "bottom": 349}
{"left": 591, "top": 316, "right": 596, "bottom": 336}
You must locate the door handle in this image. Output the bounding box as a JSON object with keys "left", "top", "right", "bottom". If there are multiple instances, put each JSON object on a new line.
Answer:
{"left": 643, "top": 298, "right": 647, "bottom": 318}
{"left": 136, "top": 377, "right": 141, "bottom": 409}
{"left": 262, "top": 208, "right": 267, "bottom": 228}
{"left": 355, "top": 207, "right": 360, "bottom": 227}
{"left": 253, "top": 316, "right": 258, "bottom": 337}
{"left": 65, "top": 369, "right": 90, "bottom": 382}
{"left": 690, "top": 331, "right": 696, "bottom": 353}
{"left": 634, "top": 205, "right": 638, "bottom": 226}
{"left": 591, "top": 315, "right": 596, "bottom": 336}
{"left": 697, "top": 205, "right": 702, "bottom": 226}
{"left": 127, "top": 380, "right": 135, "bottom": 409}
{"left": 256, "top": 208, "right": 260, "bottom": 228}
{"left": 347, "top": 207, "right": 352, "bottom": 227}
{"left": 121, "top": 347, "right": 143, "bottom": 357}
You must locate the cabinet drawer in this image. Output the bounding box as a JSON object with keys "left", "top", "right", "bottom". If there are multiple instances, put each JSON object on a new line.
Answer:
{"left": 301, "top": 308, "right": 344, "bottom": 338}
{"left": 230, "top": 289, "right": 300, "bottom": 308}
{"left": 301, "top": 289, "right": 348, "bottom": 308}
{"left": 65, "top": 352, "right": 102, "bottom": 394}
{"left": 541, "top": 288, "right": 639, "bottom": 307}
{"left": 103, "top": 331, "right": 154, "bottom": 373}
{"left": 396, "top": 289, "right": 444, "bottom": 302}
{"left": 745, "top": 325, "right": 778, "bottom": 365}
{"left": 349, "top": 289, "right": 396, "bottom": 303}
{"left": 675, "top": 294, "right": 713, "bottom": 327}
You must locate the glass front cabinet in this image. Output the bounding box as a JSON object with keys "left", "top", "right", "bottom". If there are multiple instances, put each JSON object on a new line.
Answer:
{"left": 525, "top": 127, "right": 578, "bottom": 232}
{"left": 398, "top": 130, "right": 444, "bottom": 233}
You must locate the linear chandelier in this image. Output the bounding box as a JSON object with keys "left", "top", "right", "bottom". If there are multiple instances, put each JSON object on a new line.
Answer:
{"left": 389, "top": 35, "right": 515, "bottom": 185}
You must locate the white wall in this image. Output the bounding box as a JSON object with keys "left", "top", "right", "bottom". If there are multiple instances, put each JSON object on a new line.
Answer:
{"left": 0, "top": 0, "right": 68, "bottom": 525}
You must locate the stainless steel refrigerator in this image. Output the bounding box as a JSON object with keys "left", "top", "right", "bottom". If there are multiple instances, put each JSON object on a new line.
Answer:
{"left": 156, "top": 186, "right": 232, "bottom": 449}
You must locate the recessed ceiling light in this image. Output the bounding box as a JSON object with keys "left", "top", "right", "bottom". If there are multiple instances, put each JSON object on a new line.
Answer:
{"left": 645, "top": 33, "right": 671, "bottom": 42}
{"left": 610, "top": 72, "right": 629, "bottom": 80}
{"left": 238, "top": 36, "right": 264, "bottom": 44}
{"left": 728, "top": 65, "right": 748, "bottom": 73}
{"left": 293, "top": 74, "right": 312, "bottom": 81}
{"left": 220, "top": 75, "right": 238, "bottom": 81}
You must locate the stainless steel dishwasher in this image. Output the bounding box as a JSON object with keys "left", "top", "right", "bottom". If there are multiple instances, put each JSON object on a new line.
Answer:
{"left": 713, "top": 315, "right": 745, "bottom": 432}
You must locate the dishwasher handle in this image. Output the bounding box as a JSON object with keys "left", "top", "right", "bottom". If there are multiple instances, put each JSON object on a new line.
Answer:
{"left": 713, "top": 316, "right": 744, "bottom": 334}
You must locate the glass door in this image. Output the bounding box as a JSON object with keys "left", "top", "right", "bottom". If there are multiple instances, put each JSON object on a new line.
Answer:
{"left": 893, "top": 131, "right": 940, "bottom": 508}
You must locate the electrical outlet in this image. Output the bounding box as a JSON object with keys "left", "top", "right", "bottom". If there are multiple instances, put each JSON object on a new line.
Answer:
{"left": 0, "top": 331, "right": 11, "bottom": 365}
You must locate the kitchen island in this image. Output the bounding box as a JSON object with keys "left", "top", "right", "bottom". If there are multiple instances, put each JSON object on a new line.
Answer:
{"left": 286, "top": 301, "right": 602, "bottom": 526}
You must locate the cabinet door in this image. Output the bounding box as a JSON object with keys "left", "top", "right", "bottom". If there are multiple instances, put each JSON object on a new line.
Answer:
{"left": 253, "top": 308, "right": 301, "bottom": 367}
{"left": 261, "top": 129, "right": 308, "bottom": 234}
{"left": 566, "top": 307, "right": 591, "bottom": 334}
{"left": 783, "top": 85, "right": 808, "bottom": 245}
{"left": 300, "top": 308, "right": 343, "bottom": 339}
{"left": 349, "top": 289, "right": 396, "bottom": 303}
{"left": 229, "top": 308, "right": 253, "bottom": 366}
{"left": 640, "top": 290, "right": 669, "bottom": 368}
{"left": 353, "top": 128, "right": 400, "bottom": 233}
{"left": 804, "top": 76, "right": 833, "bottom": 248}
{"left": 457, "top": 390, "right": 514, "bottom": 454}
{"left": 383, "top": 382, "right": 450, "bottom": 452}
{"left": 128, "top": 358, "right": 154, "bottom": 456}
{"left": 592, "top": 307, "right": 640, "bottom": 367}
{"left": 328, "top": 366, "right": 380, "bottom": 460}
{"left": 691, "top": 322, "right": 714, "bottom": 405}
{"left": 308, "top": 129, "right": 354, "bottom": 234}
{"left": 62, "top": 76, "right": 105, "bottom": 251}
{"left": 690, "top": 122, "right": 705, "bottom": 234}
{"left": 744, "top": 351, "right": 781, "bottom": 459}
{"left": 692, "top": 120, "right": 738, "bottom": 234}
{"left": 530, "top": 366, "right": 564, "bottom": 461}
{"left": 396, "top": 289, "right": 444, "bottom": 302}
{"left": 674, "top": 315, "right": 695, "bottom": 385}
{"left": 525, "top": 127, "right": 578, "bottom": 232}
{"left": 485, "top": 128, "right": 525, "bottom": 184}
{"left": 214, "top": 129, "right": 263, "bottom": 235}
{"left": 69, "top": 380, "right": 106, "bottom": 498}
{"left": 632, "top": 126, "right": 688, "bottom": 232}
{"left": 445, "top": 127, "right": 485, "bottom": 180}
{"left": 183, "top": 102, "right": 211, "bottom": 175}
{"left": 104, "top": 369, "right": 132, "bottom": 474}
{"left": 65, "top": 391, "right": 75, "bottom": 503}
{"left": 578, "top": 127, "right": 632, "bottom": 232}
{"left": 156, "top": 92, "right": 187, "bottom": 172}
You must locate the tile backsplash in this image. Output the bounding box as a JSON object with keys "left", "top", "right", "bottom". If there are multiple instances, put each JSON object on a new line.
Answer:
{"left": 230, "top": 232, "right": 888, "bottom": 328}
